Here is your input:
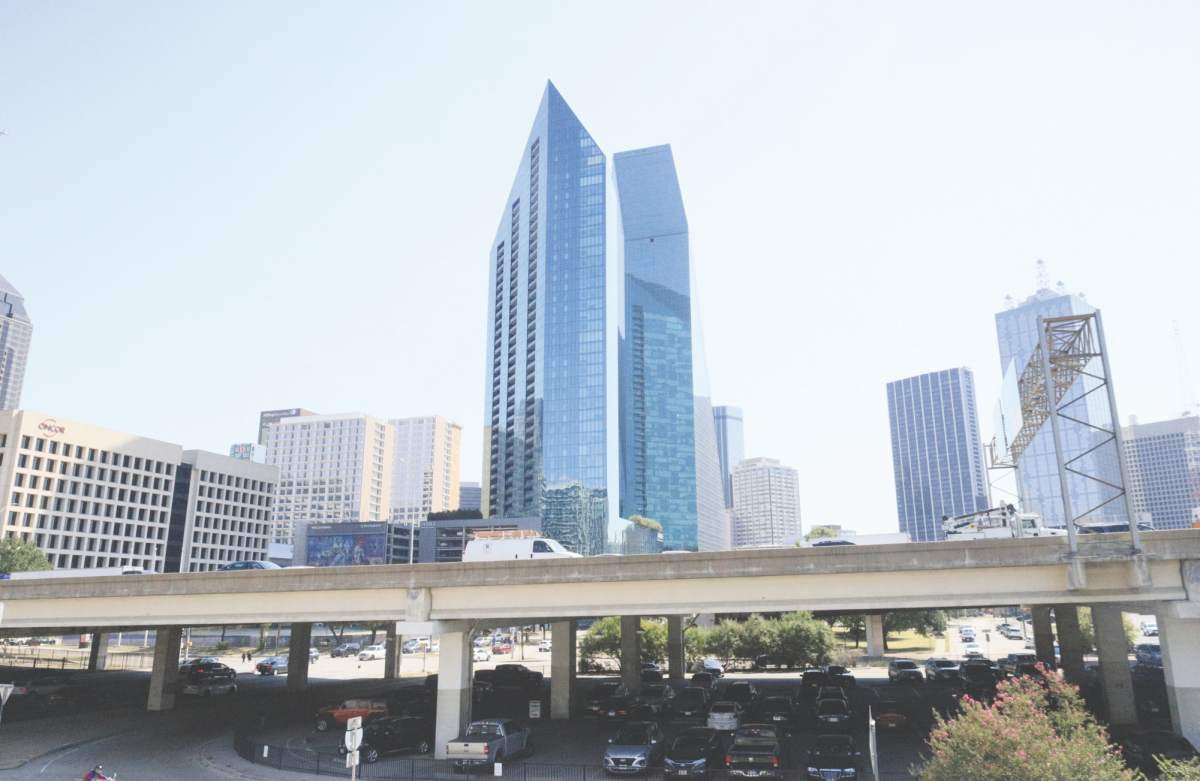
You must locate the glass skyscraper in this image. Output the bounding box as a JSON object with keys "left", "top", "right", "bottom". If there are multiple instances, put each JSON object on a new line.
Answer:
{"left": 482, "top": 81, "right": 609, "bottom": 556}
{"left": 0, "top": 273, "right": 32, "bottom": 411}
{"left": 887, "top": 367, "right": 990, "bottom": 542}
{"left": 613, "top": 144, "right": 727, "bottom": 551}
{"left": 714, "top": 405, "right": 745, "bottom": 509}
{"left": 994, "top": 286, "right": 1121, "bottom": 526}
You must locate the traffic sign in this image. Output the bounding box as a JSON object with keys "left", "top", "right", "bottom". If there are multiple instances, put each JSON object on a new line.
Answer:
{"left": 345, "top": 749, "right": 359, "bottom": 768}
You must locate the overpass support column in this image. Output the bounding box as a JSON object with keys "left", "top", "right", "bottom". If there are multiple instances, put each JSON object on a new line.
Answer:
{"left": 385, "top": 623, "right": 399, "bottom": 680}
{"left": 148, "top": 626, "right": 182, "bottom": 711}
{"left": 88, "top": 632, "right": 110, "bottom": 671}
{"left": 667, "top": 616, "right": 685, "bottom": 679}
{"left": 1092, "top": 604, "right": 1137, "bottom": 725}
{"left": 621, "top": 615, "right": 642, "bottom": 695}
{"left": 550, "top": 620, "right": 577, "bottom": 719}
{"left": 1054, "top": 605, "right": 1086, "bottom": 686}
{"left": 865, "top": 615, "right": 885, "bottom": 657}
{"left": 287, "top": 623, "right": 312, "bottom": 691}
{"left": 433, "top": 630, "right": 473, "bottom": 760}
{"left": 1031, "top": 606, "right": 1056, "bottom": 670}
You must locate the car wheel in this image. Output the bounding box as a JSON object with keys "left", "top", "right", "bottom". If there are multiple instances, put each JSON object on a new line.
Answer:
{"left": 416, "top": 739, "right": 431, "bottom": 755}
{"left": 316, "top": 716, "right": 333, "bottom": 732}
{"left": 365, "top": 747, "right": 379, "bottom": 763}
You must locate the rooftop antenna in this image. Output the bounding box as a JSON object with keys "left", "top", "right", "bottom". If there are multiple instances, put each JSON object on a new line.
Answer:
{"left": 1174, "top": 321, "right": 1198, "bottom": 417}
{"left": 1004, "top": 294, "right": 1015, "bottom": 311}
{"left": 1036, "top": 259, "right": 1050, "bottom": 292}
{"left": 1056, "top": 280, "right": 1068, "bottom": 295}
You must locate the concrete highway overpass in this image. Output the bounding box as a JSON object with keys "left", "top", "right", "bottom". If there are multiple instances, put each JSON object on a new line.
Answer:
{"left": 2, "top": 530, "right": 1198, "bottom": 757}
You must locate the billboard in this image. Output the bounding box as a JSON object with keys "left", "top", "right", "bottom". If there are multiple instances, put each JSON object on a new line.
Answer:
{"left": 306, "top": 522, "right": 387, "bottom": 567}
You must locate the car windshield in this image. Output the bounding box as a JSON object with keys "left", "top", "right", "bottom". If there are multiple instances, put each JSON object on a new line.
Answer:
{"left": 734, "top": 727, "right": 778, "bottom": 744}
{"left": 895, "top": 661, "right": 918, "bottom": 670}
{"left": 934, "top": 660, "right": 957, "bottom": 668}
{"left": 710, "top": 702, "right": 737, "bottom": 713}
{"left": 812, "top": 741, "right": 854, "bottom": 758}
{"left": 614, "top": 727, "right": 651, "bottom": 745}
{"left": 818, "top": 701, "right": 849, "bottom": 716}
{"left": 827, "top": 666, "right": 847, "bottom": 674}
{"left": 672, "top": 736, "right": 708, "bottom": 751}
{"left": 467, "top": 723, "right": 502, "bottom": 736}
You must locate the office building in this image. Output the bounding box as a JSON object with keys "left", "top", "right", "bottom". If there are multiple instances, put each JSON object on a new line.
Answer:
{"left": 730, "top": 457, "right": 801, "bottom": 548}
{"left": 614, "top": 144, "right": 727, "bottom": 552}
{"left": 1122, "top": 414, "right": 1200, "bottom": 531}
{"left": 229, "top": 443, "right": 266, "bottom": 463}
{"left": 0, "top": 273, "right": 33, "bottom": 411}
{"left": 458, "top": 481, "right": 481, "bottom": 511}
{"left": 293, "top": 516, "right": 541, "bottom": 567}
{"left": 714, "top": 406, "right": 745, "bottom": 509}
{"left": 996, "top": 277, "right": 1122, "bottom": 526}
{"left": 165, "top": 450, "right": 278, "bottom": 572}
{"left": 0, "top": 410, "right": 181, "bottom": 571}
{"left": 887, "top": 367, "right": 989, "bottom": 542}
{"left": 389, "top": 415, "right": 462, "bottom": 524}
{"left": 481, "top": 81, "right": 609, "bottom": 555}
{"left": 263, "top": 411, "right": 392, "bottom": 545}
{"left": 258, "top": 408, "right": 317, "bottom": 446}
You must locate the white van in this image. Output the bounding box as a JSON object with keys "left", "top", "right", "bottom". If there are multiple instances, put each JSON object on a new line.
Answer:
{"left": 462, "top": 538, "right": 582, "bottom": 562}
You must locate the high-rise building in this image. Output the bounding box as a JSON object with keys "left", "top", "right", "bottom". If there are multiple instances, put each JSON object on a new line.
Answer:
{"left": 614, "top": 144, "right": 726, "bottom": 552}
{"left": 887, "top": 367, "right": 989, "bottom": 542}
{"left": 730, "top": 457, "right": 801, "bottom": 548}
{"left": 458, "top": 481, "right": 482, "bottom": 511}
{"left": 995, "top": 274, "right": 1120, "bottom": 526}
{"left": 258, "top": 408, "right": 317, "bottom": 446}
{"left": 1122, "top": 415, "right": 1200, "bottom": 531}
{"left": 481, "top": 81, "right": 609, "bottom": 555}
{"left": 389, "top": 415, "right": 462, "bottom": 524}
{"left": 0, "top": 273, "right": 33, "bottom": 411}
{"left": 714, "top": 406, "right": 745, "bottom": 510}
{"left": 263, "top": 412, "right": 392, "bottom": 545}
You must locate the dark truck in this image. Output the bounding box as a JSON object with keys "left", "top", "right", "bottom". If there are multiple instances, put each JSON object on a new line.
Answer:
{"left": 474, "top": 663, "right": 542, "bottom": 691}
{"left": 726, "top": 724, "right": 784, "bottom": 778}
{"left": 999, "top": 653, "right": 1038, "bottom": 678}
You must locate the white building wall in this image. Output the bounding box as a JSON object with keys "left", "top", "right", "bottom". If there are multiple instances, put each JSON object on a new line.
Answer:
{"left": 178, "top": 450, "right": 278, "bottom": 572}
{"left": 730, "top": 457, "right": 801, "bottom": 549}
{"left": 389, "top": 415, "right": 462, "bottom": 523}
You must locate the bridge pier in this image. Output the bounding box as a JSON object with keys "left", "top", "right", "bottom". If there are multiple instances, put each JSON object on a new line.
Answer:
{"left": 621, "top": 615, "right": 641, "bottom": 695}
{"left": 1031, "top": 606, "right": 1056, "bottom": 670}
{"left": 1159, "top": 611, "right": 1200, "bottom": 748}
{"left": 433, "top": 629, "right": 473, "bottom": 760}
{"left": 87, "top": 632, "right": 110, "bottom": 671}
{"left": 1092, "top": 604, "right": 1137, "bottom": 725}
{"left": 148, "top": 626, "right": 182, "bottom": 711}
{"left": 667, "top": 616, "right": 685, "bottom": 679}
{"left": 1054, "top": 605, "right": 1086, "bottom": 685}
{"left": 865, "top": 614, "right": 885, "bottom": 657}
{"left": 287, "top": 622, "right": 312, "bottom": 691}
{"left": 550, "top": 619, "right": 576, "bottom": 719}
{"left": 385, "top": 623, "right": 399, "bottom": 679}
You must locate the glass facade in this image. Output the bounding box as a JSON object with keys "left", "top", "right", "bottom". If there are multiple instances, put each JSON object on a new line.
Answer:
{"left": 1123, "top": 416, "right": 1200, "bottom": 530}
{"left": 887, "top": 367, "right": 990, "bottom": 542}
{"left": 994, "top": 290, "right": 1122, "bottom": 526}
{"left": 613, "top": 145, "right": 727, "bottom": 551}
{"left": 0, "top": 273, "right": 32, "bottom": 411}
{"left": 483, "top": 82, "right": 609, "bottom": 555}
{"left": 714, "top": 406, "right": 745, "bottom": 509}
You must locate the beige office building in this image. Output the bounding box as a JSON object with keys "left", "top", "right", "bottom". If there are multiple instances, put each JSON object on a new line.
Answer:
{"left": 175, "top": 450, "right": 279, "bottom": 572}
{"left": 730, "top": 457, "right": 801, "bottom": 549}
{"left": 389, "top": 415, "right": 462, "bottom": 523}
{"left": 0, "top": 410, "right": 182, "bottom": 571}
{"left": 263, "top": 412, "right": 392, "bottom": 545}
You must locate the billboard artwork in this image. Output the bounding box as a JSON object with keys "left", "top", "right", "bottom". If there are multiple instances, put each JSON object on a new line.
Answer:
{"left": 306, "top": 529, "right": 386, "bottom": 567}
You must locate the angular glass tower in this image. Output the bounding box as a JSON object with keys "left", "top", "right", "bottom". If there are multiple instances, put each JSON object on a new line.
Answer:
{"left": 613, "top": 145, "right": 727, "bottom": 551}
{"left": 0, "top": 273, "right": 32, "bottom": 411}
{"left": 713, "top": 405, "right": 745, "bottom": 509}
{"left": 482, "top": 82, "right": 609, "bottom": 555}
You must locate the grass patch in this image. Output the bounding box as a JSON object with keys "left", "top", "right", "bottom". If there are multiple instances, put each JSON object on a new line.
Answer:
{"left": 883, "top": 629, "right": 936, "bottom": 656}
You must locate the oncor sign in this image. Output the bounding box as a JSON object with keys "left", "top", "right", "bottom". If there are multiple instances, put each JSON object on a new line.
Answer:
{"left": 38, "top": 420, "right": 66, "bottom": 437}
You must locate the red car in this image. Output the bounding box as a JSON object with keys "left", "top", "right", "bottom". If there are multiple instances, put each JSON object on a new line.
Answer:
{"left": 872, "top": 701, "right": 908, "bottom": 730}
{"left": 492, "top": 642, "right": 513, "bottom": 654}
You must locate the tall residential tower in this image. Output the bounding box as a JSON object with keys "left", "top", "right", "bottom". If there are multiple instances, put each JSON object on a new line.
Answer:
{"left": 0, "top": 273, "right": 32, "bottom": 410}
{"left": 389, "top": 415, "right": 462, "bottom": 523}
{"left": 730, "top": 457, "right": 800, "bottom": 548}
{"left": 481, "top": 82, "right": 609, "bottom": 555}
{"left": 614, "top": 144, "right": 727, "bottom": 551}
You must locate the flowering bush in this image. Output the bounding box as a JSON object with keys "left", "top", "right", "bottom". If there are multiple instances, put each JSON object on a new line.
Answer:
{"left": 914, "top": 666, "right": 1142, "bottom": 780}
{"left": 1157, "top": 758, "right": 1200, "bottom": 779}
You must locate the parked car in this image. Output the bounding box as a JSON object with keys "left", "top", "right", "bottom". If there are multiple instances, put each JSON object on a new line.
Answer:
{"left": 707, "top": 700, "right": 742, "bottom": 732}
{"left": 446, "top": 719, "right": 534, "bottom": 770}
{"left": 751, "top": 696, "right": 797, "bottom": 734}
{"left": 181, "top": 677, "right": 237, "bottom": 697}
{"left": 722, "top": 681, "right": 760, "bottom": 710}
{"left": 872, "top": 700, "right": 907, "bottom": 731}
{"left": 814, "top": 699, "right": 852, "bottom": 732}
{"left": 887, "top": 659, "right": 923, "bottom": 683}
{"left": 587, "top": 682, "right": 631, "bottom": 716}
{"left": 700, "top": 659, "right": 725, "bottom": 678}
{"left": 1135, "top": 643, "right": 1163, "bottom": 667}
{"left": 217, "top": 560, "right": 282, "bottom": 571}
{"left": 604, "top": 721, "right": 665, "bottom": 775}
{"left": 726, "top": 724, "right": 784, "bottom": 778}
{"left": 663, "top": 726, "right": 723, "bottom": 777}
{"left": 1131, "top": 665, "right": 1168, "bottom": 718}
{"left": 641, "top": 667, "right": 665, "bottom": 683}
{"left": 963, "top": 643, "right": 985, "bottom": 658}
{"left": 674, "top": 686, "right": 713, "bottom": 720}
{"left": 924, "top": 658, "right": 960, "bottom": 682}
{"left": 358, "top": 645, "right": 386, "bottom": 661}
{"left": 538, "top": 639, "right": 552, "bottom": 652}
{"left": 473, "top": 647, "right": 492, "bottom": 662}
{"left": 255, "top": 656, "right": 288, "bottom": 675}
{"left": 805, "top": 734, "right": 860, "bottom": 779}
{"left": 474, "top": 663, "right": 543, "bottom": 690}
{"left": 314, "top": 698, "right": 392, "bottom": 732}
{"left": 960, "top": 659, "right": 999, "bottom": 699}
{"left": 690, "top": 672, "right": 716, "bottom": 690}
{"left": 8, "top": 676, "right": 69, "bottom": 698}
{"left": 814, "top": 687, "right": 848, "bottom": 713}
{"left": 330, "top": 643, "right": 361, "bottom": 658}
{"left": 598, "top": 691, "right": 652, "bottom": 725}
{"left": 1140, "top": 619, "right": 1158, "bottom": 636}
{"left": 824, "top": 665, "right": 856, "bottom": 687}
{"left": 419, "top": 675, "right": 492, "bottom": 704}
{"left": 999, "top": 653, "right": 1038, "bottom": 678}
{"left": 180, "top": 661, "right": 237, "bottom": 681}
{"left": 1119, "top": 729, "right": 1199, "bottom": 772}
{"left": 799, "top": 669, "right": 832, "bottom": 699}
{"left": 641, "top": 684, "right": 677, "bottom": 716}
{"left": 337, "top": 716, "right": 434, "bottom": 762}
{"left": 177, "top": 657, "right": 220, "bottom": 676}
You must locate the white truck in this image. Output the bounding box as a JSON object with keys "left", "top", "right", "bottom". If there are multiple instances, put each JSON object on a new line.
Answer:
{"left": 942, "top": 505, "right": 1068, "bottom": 541}
{"left": 462, "top": 533, "right": 581, "bottom": 562}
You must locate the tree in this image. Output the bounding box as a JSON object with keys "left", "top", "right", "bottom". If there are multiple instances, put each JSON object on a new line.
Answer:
{"left": 805, "top": 526, "right": 839, "bottom": 540}
{"left": 366, "top": 621, "right": 391, "bottom": 646}
{"left": 704, "top": 620, "right": 743, "bottom": 668}
{"left": 915, "top": 669, "right": 1140, "bottom": 781}
{"left": 1078, "top": 607, "right": 1138, "bottom": 654}
{"left": 639, "top": 620, "right": 667, "bottom": 665}
{"left": 684, "top": 626, "right": 709, "bottom": 670}
{"left": 578, "top": 617, "right": 668, "bottom": 670}
{"left": 0, "top": 536, "right": 52, "bottom": 574}
{"left": 885, "top": 609, "right": 947, "bottom": 637}
{"left": 821, "top": 614, "right": 866, "bottom": 647}
{"left": 738, "top": 614, "right": 774, "bottom": 661}
{"left": 769, "top": 612, "right": 836, "bottom": 669}
{"left": 627, "top": 515, "right": 662, "bottom": 532}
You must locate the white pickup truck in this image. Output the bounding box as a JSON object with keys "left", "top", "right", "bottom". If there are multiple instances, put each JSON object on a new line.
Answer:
{"left": 446, "top": 719, "right": 534, "bottom": 769}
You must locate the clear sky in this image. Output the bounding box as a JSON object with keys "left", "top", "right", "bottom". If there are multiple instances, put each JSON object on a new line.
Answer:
{"left": 2, "top": 2, "right": 1198, "bottom": 535}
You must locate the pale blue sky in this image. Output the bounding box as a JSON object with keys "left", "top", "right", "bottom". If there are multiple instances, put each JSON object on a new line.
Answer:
{"left": 2, "top": 2, "right": 1198, "bottom": 534}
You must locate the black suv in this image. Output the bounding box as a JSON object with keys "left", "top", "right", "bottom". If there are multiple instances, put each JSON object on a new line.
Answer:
{"left": 674, "top": 686, "right": 712, "bottom": 720}
{"left": 721, "top": 681, "right": 760, "bottom": 710}
{"left": 806, "top": 734, "right": 860, "bottom": 779}
{"left": 330, "top": 643, "right": 361, "bottom": 658}
{"left": 750, "top": 695, "right": 796, "bottom": 734}
{"left": 586, "top": 682, "right": 629, "bottom": 717}
{"left": 663, "top": 727, "right": 723, "bottom": 777}
{"left": 337, "top": 716, "right": 435, "bottom": 763}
